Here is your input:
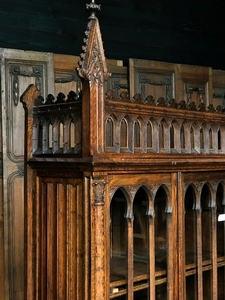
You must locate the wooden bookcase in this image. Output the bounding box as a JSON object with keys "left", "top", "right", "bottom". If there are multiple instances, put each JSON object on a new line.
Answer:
{"left": 20, "top": 3, "right": 225, "bottom": 300}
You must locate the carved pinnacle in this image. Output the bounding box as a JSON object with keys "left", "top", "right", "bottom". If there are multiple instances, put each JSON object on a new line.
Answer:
{"left": 86, "top": 0, "right": 101, "bottom": 19}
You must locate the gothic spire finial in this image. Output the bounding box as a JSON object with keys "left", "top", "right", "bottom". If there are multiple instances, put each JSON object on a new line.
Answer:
{"left": 86, "top": 0, "right": 101, "bottom": 19}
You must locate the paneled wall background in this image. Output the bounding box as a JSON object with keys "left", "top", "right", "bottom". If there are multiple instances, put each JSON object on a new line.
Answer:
{"left": 0, "top": 50, "right": 81, "bottom": 300}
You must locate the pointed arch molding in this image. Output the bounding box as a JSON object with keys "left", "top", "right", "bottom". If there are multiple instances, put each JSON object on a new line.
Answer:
{"left": 77, "top": 17, "right": 110, "bottom": 86}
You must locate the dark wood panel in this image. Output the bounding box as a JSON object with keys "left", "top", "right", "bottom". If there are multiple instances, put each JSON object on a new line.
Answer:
{"left": 0, "top": 0, "right": 224, "bottom": 69}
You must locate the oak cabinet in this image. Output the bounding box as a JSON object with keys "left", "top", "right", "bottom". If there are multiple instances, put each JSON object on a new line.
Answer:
{"left": 19, "top": 4, "right": 225, "bottom": 300}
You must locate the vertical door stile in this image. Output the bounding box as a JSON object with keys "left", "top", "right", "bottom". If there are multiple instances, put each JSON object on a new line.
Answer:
{"left": 66, "top": 183, "right": 74, "bottom": 300}
{"left": 75, "top": 183, "right": 83, "bottom": 300}
{"left": 177, "top": 172, "right": 185, "bottom": 300}
{"left": 167, "top": 173, "right": 176, "bottom": 300}
{"left": 149, "top": 199, "right": 155, "bottom": 300}
{"left": 47, "top": 182, "right": 57, "bottom": 300}
{"left": 127, "top": 217, "right": 134, "bottom": 299}
{"left": 90, "top": 175, "right": 107, "bottom": 300}
{"left": 40, "top": 181, "right": 47, "bottom": 300}
{"left": 57, "top": 182, "right": 67, "bottom": 300}
{"left": 35, "top": 176, "right": 40, "bottom": 300}
{"left": 84, "top": 176, "right": 90, "bottom": 300}
{"left": 104, "top": 180, "right": 110, "bottom": 300}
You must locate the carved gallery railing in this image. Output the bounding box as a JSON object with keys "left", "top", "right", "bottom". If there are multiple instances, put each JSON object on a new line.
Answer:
{"left": 105, "top": 90, "right": 225, "bottom": 155}
{"left": 32, "top": 91, "right": 82, "bottom": 155}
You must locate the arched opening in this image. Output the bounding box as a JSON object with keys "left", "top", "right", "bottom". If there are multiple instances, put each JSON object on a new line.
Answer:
{"left": 154, "top": 186, "right": 167, "bottom": 299}
{"left": 70, "top": 121, "right": 75, "bottom": 148}
{"left": 209, "top": 127, "right": 213, "bottom": 150}
{"left": 170, "top": 124, "right": 174, "bottom": 149}
{"left": 134, "top": 120, "right": 140, "bottom": 148}
{"left": 133, "top": 187, "right": 149, "bottom": 299}
{"left": 59, "top": 122, "right": 64, "bottom": 148}
{"left": 42, "top": 119, "right": 50, "bottom": 152}
{"left": 147, "top": 121, "right": 152, "bottom": 148}
{"left": 110, "top": 188, "right": 128, "bottom": 297}
{"left": 185, "top": 185, "right": 197, "bottom": 300}
{"left": 200, "top": 127, "right": 204, "bottom": 150}
{"left": 48, "top": 123, "right": 53, "bottom": 148}
{"left": 37, "top": 121, "right": 43, "bottom": 150}
{"left": 180, "top": 125, "right": 185, "bottom": 149}
{"left": 120, "top": 118, "right": 128, "bottom": 148}
{"left": 159, "top": 122, "right": 164, "bottom": 149}
{"left": 190, "top": 126, "right": 194, "bottom": 151}
{"left": 106, "top": 117, "right": 114, "bottom": 147}
{"left": 218, "top": 128, "right": 221, "bottom": 151}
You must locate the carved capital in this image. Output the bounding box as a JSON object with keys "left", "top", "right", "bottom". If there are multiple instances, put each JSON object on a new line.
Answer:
{"left": 148, "top": 184, "right": 160, "bottom": 198}
{"left": 92, "top": 179, "right": 106, "bottom": 206}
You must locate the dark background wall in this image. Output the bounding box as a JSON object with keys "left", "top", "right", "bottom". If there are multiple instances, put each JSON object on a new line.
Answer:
{"left": 0, "top": 0, "right": 225, "bottom": 69}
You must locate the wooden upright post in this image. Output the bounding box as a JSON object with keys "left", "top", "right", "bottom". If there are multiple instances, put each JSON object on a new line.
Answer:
{"left": 77, "top": 1, "right": 110, "bottom": 156}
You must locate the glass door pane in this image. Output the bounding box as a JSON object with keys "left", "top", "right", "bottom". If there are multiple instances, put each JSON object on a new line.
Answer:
{"left": 110, "top": 189, "right": 127, "bottom": 298}
{"left": 133, "top": 187, "right": 149, "bottom": 299}
{"left": 201, "top": 184, "right": 212, "bottom": 299}
{"left": 154, "top": 186, "right": 167, "bottom": 300}
{"left": 185, "top": 185, "right": 197, "bottom": 300}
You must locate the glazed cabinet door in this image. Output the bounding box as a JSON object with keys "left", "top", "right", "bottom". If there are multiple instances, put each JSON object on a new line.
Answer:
{"left": 181, "top": 172, "right": 225, "bottom": 300}
{"left": 108, "top": 173, "right": 177, "bottom": 300}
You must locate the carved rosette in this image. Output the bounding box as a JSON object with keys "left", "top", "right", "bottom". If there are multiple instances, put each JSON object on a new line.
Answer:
{"left": 77, "top": 15, "right": 110, "bottom": 86}
{"left": 92, "top": 180, "right": 106, "bottom": 205}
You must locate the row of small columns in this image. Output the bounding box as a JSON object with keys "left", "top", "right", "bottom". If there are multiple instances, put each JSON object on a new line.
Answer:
{"left": 105, "top": 115, "right": 224, "bottom": 154}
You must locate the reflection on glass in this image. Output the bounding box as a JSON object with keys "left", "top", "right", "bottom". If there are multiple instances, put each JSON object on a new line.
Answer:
{"left": 110, "top": 189, "right": 127, "bottom": 296}
{"left": 156, "top": 282, "right": 167, "bottom": 300}
{"left": 154, "top": 187, "right": 167, "bottom": 300}
{"left": 186, "top": 275, "right": 197, "bottom": 300}
{"left": 134, "top": 289, "right": 149, "bottom": 300}
{"left": 185, "top": 185, "right": 197, "bottom": 300}
{"left": 217, "top": 183, "right": 225, "bottom": 299}
{"left": 218, "top": 267, "right": 225, "bottom": 300}
{"left": 133, "top": 187, "right": 149, "bottom": 299}
{"left": 203, "top": 270, "right": 212, "bottom": 299}
{"left": 217, "top": 183, "right": 225, "bottom": 257}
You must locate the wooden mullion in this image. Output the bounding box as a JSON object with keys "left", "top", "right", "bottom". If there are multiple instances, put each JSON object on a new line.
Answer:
{"left": 84, "top": 176, "right": 90, "bottom": 300}
{"left": 127, "top": 219, "right": 134, "bottom": 299}
{"left": 167, "top": 208, "right": 173, "bottom": 299}
{"left": 47, "top": 182, "right": 57, "bottom": 299}
{"left": 211, "top": 207, "right": 217, "bottom": 300}
{"left": 177, "top": 172, "right": 185, "bottom": 300}
{"left": 196, "top": 209, "right": 203, "bottom": 299}
{"left": 149, "top": 214, "right": 155, "bottom": 300}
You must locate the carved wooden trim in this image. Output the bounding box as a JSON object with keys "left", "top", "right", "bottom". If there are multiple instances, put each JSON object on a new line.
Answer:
{"left": 77, "top": 3, "right": 110, "bottom": 86}
{"left": 92, "top": 178, "right": 107, "bottom": 206}
{"left": 10, "top": 65, "right": 43, "bottom": 106}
